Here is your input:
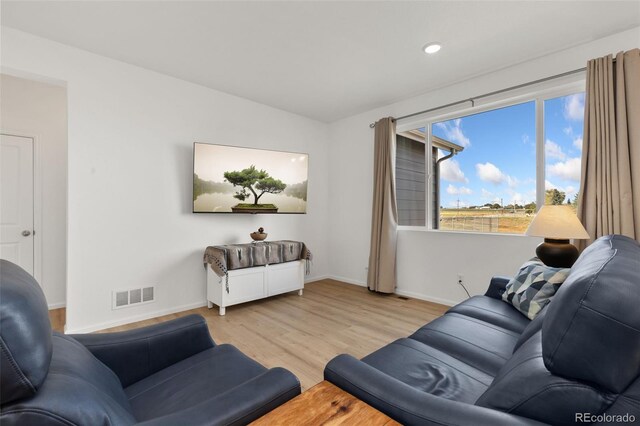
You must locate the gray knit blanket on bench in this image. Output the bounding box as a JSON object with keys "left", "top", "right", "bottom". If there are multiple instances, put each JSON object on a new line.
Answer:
{"left": 203, "top": 241, "right": 312, "bottom": 293}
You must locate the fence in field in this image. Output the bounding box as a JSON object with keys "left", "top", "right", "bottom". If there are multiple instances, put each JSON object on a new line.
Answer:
{"left": 440, "top": 216, "right": 499, "bottom": 232}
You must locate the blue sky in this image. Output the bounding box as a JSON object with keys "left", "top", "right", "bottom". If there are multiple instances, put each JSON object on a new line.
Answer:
{"left": 431, "top": 93, "right": 584, "bottom": 208}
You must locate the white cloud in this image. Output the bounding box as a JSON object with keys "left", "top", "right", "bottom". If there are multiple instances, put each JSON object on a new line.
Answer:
{"left": 545, "top": 180, "right": 558, "bottom": 190}
{"left": 440, "top": 158, "right": 468, "bottom": 183}
{"left": 548, "top": 157, "right": 582, "bottom": 182}
{"left": 481, "top": 188, "right": 493, "bottom": 198}
{"left": 564, "top": 93, "right": 585, "bottom": 121}
{"left": 573, "top": 137, "right": 583, "bottom": 150}
{"left": 447, "top": 184, "right": 472, "bottom": 195}
{"left": 446, "top": 184, "right": 456, "bottom": 195}
{"left": 563, "top": 126, "right": 583, "bottom": 151}
{"left": 521, "top": 134, "right": 531, "bottom": 145}
{"left": 545, "top": 139, "right": 566, "bottom": 160}
{"left": 506, "top": 175, "right": 520, "bottom": 188}
{"left": 434, "top": 118, "right": 471, "bottom": 147}
{"left": 476, "top": 162, "right": 507, "bottom": 185}
{"left": 510, "top": 192, "right": 524, "bottom": 204}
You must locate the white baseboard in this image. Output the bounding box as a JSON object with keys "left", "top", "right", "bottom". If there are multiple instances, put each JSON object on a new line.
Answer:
{"left": 326, "top": 275, "right": 456, "bottom": 306}
{"left": 65, "top": 301, "right": 207, "bottom": 334}
{"left": 304, "top": 274, "right": 330, "bottom": 283}
{"left": 306, "top": 274, "right": 367, "bottom": 287}
{"left": 394, "top": 289, "right": 457, "bottom": 307}
{"left": 64, "top": 277, "right": 455, "bottom": 334}
{"left": 326, "top": 275, "right": 367, "bottom": 287}
{"left": 48, "top": 302, "right": 66, "bottom": 310}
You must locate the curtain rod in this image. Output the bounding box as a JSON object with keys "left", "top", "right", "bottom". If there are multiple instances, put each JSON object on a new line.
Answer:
{"left": 369, "top": 66, "right": 588, "bottom": 128}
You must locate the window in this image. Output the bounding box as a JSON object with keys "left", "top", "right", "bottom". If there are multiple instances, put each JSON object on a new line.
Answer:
{"left": 543, "top": 93, "right": 584, "bottom": 209}
{"left": 395, "top": 90, "right": 585, "bottom": 234}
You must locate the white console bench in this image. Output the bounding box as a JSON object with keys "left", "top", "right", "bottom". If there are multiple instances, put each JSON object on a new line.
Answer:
{"left": 204, "top": 241, "right": 311, "bottom": 316}
{"left": 206, "top": 260, "right": 304, "bottom": 315}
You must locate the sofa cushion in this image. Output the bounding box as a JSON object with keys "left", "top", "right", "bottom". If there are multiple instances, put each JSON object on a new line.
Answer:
{"left": 361, "top": 338, "right": 492, "bottom": 404}
{"left": 0, "top": 260, "right": 52, "bottom": 405}
{"left": 542, "top": 235, "right": 640, "bottom": 393}
{"left": 502, "top": 258, "right": 569, "bottom": 320}
{"left": 410, "top": 313, "right": 519, "bottom": 376}
{"left": 446, "top": 295, "right": 530, "bottom": 334}
{"left": 125, "top": 344, "right": 268, "bottom": 421}
{"left": 0, "top": 333, "right": 136, "bottom": 426}
{"left": 476, "top": 331, "right": 615, "bottom": 425}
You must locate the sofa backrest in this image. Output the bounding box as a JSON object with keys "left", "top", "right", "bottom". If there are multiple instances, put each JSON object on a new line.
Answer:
{"left": 0, "top": 260, "right": 136, "bottom": 425}
{"left": 0, "top": 260, "right": 53, "bottom": 405}
{"left": 542, "top": 234, "right": 640, "bottom": 393}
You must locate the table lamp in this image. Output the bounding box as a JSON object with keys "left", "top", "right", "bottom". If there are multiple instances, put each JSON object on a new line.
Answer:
{"left": 525, "top": 205, "right": 590, "bottom": 268}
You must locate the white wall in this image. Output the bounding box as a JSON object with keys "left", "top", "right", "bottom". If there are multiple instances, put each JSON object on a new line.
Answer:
{"left": 1, "top": 28, "right": 330, "bottom": 333}
{"left": 328, "top": 27, "right": 640, "bottom": 306}
{"left": 1, "top": 74, "right": 68, "bottom": 308}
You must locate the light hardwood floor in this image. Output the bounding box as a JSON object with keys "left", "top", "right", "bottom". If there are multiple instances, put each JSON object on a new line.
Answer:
{"left": 49, "top": 279, "right": 448, "bottom": 391}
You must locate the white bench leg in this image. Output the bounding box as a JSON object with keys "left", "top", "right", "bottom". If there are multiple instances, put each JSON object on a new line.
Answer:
{"left": 219, "top": 306, "right": 226, "bottom": 316}
{"left": 298, "top": 289, "right": 303, "bottom": 296}
{"left": 207, "top": 301, "right": 213, "bottom": 309}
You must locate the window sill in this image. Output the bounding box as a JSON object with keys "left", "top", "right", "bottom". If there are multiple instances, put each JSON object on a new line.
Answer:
{"left": 397, "top": 226, "right": 531, "bottom": 238}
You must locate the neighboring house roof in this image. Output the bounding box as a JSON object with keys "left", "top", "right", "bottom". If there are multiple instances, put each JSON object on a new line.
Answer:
{"left": 397, "top": 129, "right": 464, "bottom": 153}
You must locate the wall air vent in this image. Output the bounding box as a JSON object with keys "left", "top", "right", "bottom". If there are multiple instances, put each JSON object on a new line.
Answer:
{"left": 112, "top": 286, "right": 155, "bottom": 310}
{"left": 142, "top": 286, "right": 154, "bottom": 302}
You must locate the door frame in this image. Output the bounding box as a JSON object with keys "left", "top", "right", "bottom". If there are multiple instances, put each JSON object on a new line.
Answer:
{"left": 1, "top": 130, "right": 42, "bottom": 284}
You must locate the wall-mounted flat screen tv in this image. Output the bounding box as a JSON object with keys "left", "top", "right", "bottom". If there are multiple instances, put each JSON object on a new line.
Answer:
{"left": 193, "top": 142, "right": 308, "bottom": 214}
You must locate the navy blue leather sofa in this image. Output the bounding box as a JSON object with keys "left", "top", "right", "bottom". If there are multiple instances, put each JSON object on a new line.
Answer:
{"left": 325, "top": 235, "right": 640, "bottom": 425}
{"left": 0, "top": 259, "right": 300, "bottom": 425}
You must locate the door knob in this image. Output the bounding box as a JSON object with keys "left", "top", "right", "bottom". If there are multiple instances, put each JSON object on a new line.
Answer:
{"left": 21, "top": 230, "right": 31, "bottom": 237}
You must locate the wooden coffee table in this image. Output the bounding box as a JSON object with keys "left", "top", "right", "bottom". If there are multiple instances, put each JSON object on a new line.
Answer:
{"left": 251, "top": 381, "right": 400, "bottom": 425}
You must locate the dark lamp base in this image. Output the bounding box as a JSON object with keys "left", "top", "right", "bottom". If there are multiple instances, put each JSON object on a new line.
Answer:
{"left": 536, "top": 238, "right": 579, "bottom": 268}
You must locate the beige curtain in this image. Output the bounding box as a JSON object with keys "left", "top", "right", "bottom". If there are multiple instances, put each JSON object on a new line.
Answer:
{"left": 367, "top": 117, "right": 398, "bottom": 293}
{"left": 577, "top": 48, "right": 640, "bottom": 249}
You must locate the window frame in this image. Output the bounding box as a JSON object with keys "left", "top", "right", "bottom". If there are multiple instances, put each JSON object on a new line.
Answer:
{"left": 396, "top": 76, "right": 586, "bottom": 234}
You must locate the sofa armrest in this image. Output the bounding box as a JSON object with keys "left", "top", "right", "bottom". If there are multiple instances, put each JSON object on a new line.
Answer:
{"left": 324, "top": 354, "right": 548, "bottom": 426}
{"left": 484, "top": 276, "right": 512, "bottom": 300}
{"left": 71, "top": 314, "right": 215, "bottom": 387}
{"left": 137, "top": 367, "right": 301, "bottom": 426}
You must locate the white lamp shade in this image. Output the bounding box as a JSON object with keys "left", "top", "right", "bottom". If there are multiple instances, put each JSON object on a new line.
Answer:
{"left": 525, "top": 205, "right": 590, "bottom": 240}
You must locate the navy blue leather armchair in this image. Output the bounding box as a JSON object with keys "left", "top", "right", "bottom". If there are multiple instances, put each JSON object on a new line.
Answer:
{"left": 325, "top": 235, "right": 640, "bottom": 425}
{"left": 0, "top": 260, "right": 300, "bottom": 425}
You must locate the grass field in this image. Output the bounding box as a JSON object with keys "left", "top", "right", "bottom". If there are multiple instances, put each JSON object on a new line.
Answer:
{"left": 439, "top": 208, "right": 534, "bottom": 234}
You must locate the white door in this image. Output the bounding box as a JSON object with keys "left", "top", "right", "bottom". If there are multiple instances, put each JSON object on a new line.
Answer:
{"left": 1, "top": 134, "right": 34, "bottom": 273}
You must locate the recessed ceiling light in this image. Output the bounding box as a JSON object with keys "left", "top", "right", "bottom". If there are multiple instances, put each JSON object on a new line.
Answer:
{"left": 423, "top": 42, "right": 441, "bottom": 54}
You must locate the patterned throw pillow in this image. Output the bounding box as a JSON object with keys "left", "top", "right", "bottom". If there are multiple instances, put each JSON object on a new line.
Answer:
{"left": 502, "top": 258, "right": 570, "bottom": 320}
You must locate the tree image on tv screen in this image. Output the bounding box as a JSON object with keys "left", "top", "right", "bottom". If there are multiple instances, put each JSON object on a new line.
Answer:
{"left": 223, "top": 165, "right": 286, "bottom": 212}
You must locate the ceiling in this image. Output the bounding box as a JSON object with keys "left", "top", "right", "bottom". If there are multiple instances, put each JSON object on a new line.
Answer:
{"left": 2, "top": 1, "right": 639, "bottom": 122}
